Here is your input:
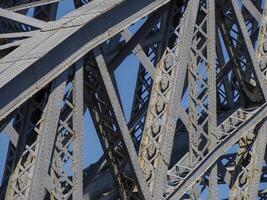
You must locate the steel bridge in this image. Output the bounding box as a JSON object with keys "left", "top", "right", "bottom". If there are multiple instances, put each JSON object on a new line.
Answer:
{"left": 0, "top": 0, "right": 267, "bottom": 199}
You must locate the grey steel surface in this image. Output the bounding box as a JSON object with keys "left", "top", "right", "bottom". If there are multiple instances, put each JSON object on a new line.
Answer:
{"left": 0, "top": 0, "right": 267, "bottom": 199}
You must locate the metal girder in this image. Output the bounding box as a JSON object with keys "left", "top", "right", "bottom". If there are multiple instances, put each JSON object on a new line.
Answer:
{"left": 163, "top": 2, "right": 267, "bottom": 198}
{"left": 0, "top": 39, "right": 27, "bottom": 51}
{"left": 7, "top": 58, "right": 84, "bottom": 200}
{"left": 72, "top": 60, "right": 84, "bottom": 199}
{"left": 0, "top": 3, "right": 70, "bottom": 199}
{"left": 164, "top": 1, "right": 219, "bottom": 198}
{"left": 19, "top": 74, "right": 66, "bottom": 200}
{"left": 94, "top": 47, "right": 152, "bottom": 199}
{"left": 2, "top": 124, "right": 18, "bottom": 146}
{"left": 0, "top": 0, "right": 171, "bottom": 123}
{"left": 0, "top": 8, "right": 47, "bottom": 28}
{"left": 0, "top": 0, "right": 172, "bottom": 128}
{"left": 121, "top": 29, "right": 155, "bottom": 78}
{"left": 216, "top": 8, "right": 247, "bottom": 106}
{"left": 216, "top": 0, "right": 264, "bottom": 107}
{"left": 0, "top": 31, "right": 38, "bottom": 39}
{"left": 139, "top": 1, "right": 199, "bottom": 199}
{"left": 1, "top": 0, "right": 267, "bottom": 199}
{"left": 84, "top": 52, "right": 149, "bottom": 199}
{"left": 108, "top": 6, "right": 167, "bottom": 73}
{"left": 4, "top": 89, "right": 52, "bottom": 199}
{"left": 167, "top": 103, "right": 267, "bottom": 199}
{"left": 127, "top": 2, "right": 174, "bottom": 148}
{"left": 242, "top": 0, "right": 262, "bottom": 23}
{"left": 207, "top": 0, "right": 217, "bottom": 198}
{"left": 231, "top": 0, "right": 267, "bottom": 99}
{"left": 6, "top": 0, "right": 61, "bottom": 12}
{"left": 229, "top": 120, "right": 267, "bottom": 199}
{"left": 242, "top": 3, "right": 267, "bottom": 198}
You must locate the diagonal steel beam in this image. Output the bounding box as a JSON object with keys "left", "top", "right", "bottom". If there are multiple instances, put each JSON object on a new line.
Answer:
{"left": 242, "top": 0, "right": 262, "bottom": 23}
{"left": 94, "top": 47, "right": 152, "bottom": 200}
{"left": 139, "top": 1, "right": 199, "bottom": 198}
{"left": 0, "top": 31, "right": 39, "bottom": 39}
{"left": 26, "top": 74, "right": 67, "bottom": 199}
{"left": 0, "top": 40, "right": 28, "bottom": 51}
{"left": 108, "top": 6, "right": 167, "bottom": 73}
{"left": 0, "top": 8, "right": 47, "bottom": 28}
{"left": 0, "top": 0, "right": 171, "bottom": 123}
{"left": 121, "top": 29, "right": 156, "bottom": 78}
{"left": 7, "top": 0, "right": 61, "bottom": 12}
{"left": 167, "top": 104, "right": 267, "bottom": 200}
{"left": 231, "top": 0, "right": 267, "bottom": 100}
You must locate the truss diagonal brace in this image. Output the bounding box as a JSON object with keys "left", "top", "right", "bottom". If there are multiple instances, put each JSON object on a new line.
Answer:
{"left": 0, "top": 0, "right": 171, "bottom": 125}
{"left": 0, "top": 8, "right": 47, "bottom": 29}
{"left": 0, "top": 31, "right": 39, "bottom": 39}
{"left": 231, "top": 0, "right": 267, "bottom": 100}
{"left": 27, "top": 74, "right": 67, "bottom": 199}
{"left": 247, "top": 120, "right": 267, "bottom": 199}
{"left": 121, "top": 29, "right": 155, "bottom": 78}
{"left": 7, "top": 0, "right": 60, "bottom": 12}
{"left": 167, "top": 104, "right": 267, "bottom": 200}
{"left": 242, "top": 0, "right": 262, "bottom": 23}
{"left": 94, "top": 47, "right": 152, "bottom": 200}
{"left": 138, "top": 1, "right": 199, "bottom": 199}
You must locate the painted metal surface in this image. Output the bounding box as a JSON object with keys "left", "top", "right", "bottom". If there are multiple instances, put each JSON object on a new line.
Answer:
{"left": 0, "top": 0, "right": 267, "bottom": 199}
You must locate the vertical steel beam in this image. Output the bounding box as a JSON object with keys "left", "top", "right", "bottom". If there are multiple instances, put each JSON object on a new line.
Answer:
{"left": 207, "top": 0, "right": 218, "bottom": 198}
{"left": 247, "top": 121, "right": 267, "bottom": 199}
{"left": 128, "top": 5, "right": 173, "bottom": 147}
{"left": 27, "top": 75, "right": 67, "bottom": 200}
{"left": 72, "top": 60, "right": 84, "bottom": 199}
{"left": 47, "top": 67, "right": 83, "bottom": 199}
{"left": 138, "top": 1, "right": 199, "bottom": 199}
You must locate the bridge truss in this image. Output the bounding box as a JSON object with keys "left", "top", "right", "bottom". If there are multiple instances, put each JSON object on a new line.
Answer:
{"left": 0, "top": 0, "right": 267, "bottom": 199}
